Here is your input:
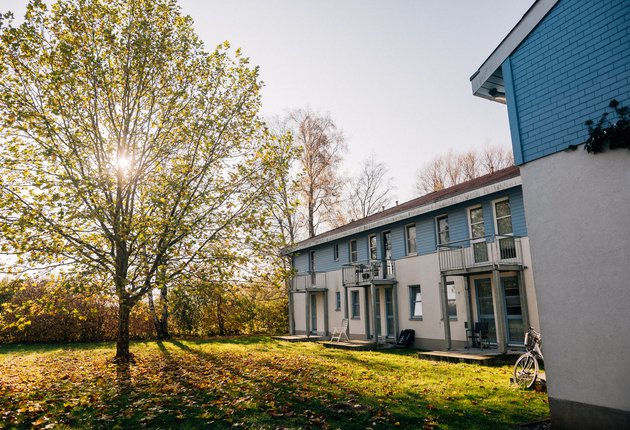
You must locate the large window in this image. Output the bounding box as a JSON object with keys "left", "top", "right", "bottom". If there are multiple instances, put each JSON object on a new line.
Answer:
{"left": 368, "top": 235, "right": 377, "bottom": 260}
{"left": 468, "top": 206, "right": 488, "bottom": 262}
{"left": 349, "top": 239, "right": 358, "bottom": 262}
{"left": 447, "top": 281, "right": 457, "bottom": 318}
{"left": 436, "top": 215, "right": 449, "bottom": 245}
{"left": 351, "top": 291, "right": 360, "bottom": 318}
{"left": 409, "top": 285, "right": 422, "bottom": 318}
{"left": 494, "top": 199, "right": 516, "bottom": 259}
{"left": 406, "top": 224, "right": 417, "bottom": 255}
{"left": 335, "top": 291, "right": 341, "bottom": 311}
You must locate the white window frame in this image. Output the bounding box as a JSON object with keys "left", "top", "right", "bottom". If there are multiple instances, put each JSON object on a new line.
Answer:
{"left": 492, "top": 198, "right": 513, "bottom": 237}
{"left": 409, "top": 285, "right": 422, "bottom": 319}
{"left": 368, "top": 234, "right": 377, "bottom": 261}
{"left": 405, "top": 223, "right": 417, "bottom": 255}
{"left": 436, "top": 214, "right": 450, "bottom": 246}
{"left": 447, "top": 281, "right": 457, "bottom": 319}
{"left": 335, "top": 291, "right": 341, "bottom": 311}
{"left": 351, "top": 290, "right": 360, "bottom": 318}
{"left": 349, "top": 239, "right": 358, "bottom": 262}
{"left": 467, "top": 205, "right": 488, "bottom": 263}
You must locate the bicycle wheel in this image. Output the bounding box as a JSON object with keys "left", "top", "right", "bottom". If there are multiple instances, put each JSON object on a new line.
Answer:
{"left": 513, "top": 353, "right": 538, "bottom": 388}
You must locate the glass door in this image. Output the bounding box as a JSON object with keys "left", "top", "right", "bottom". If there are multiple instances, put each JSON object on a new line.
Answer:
{"left": 375, "top": 289, "right": 382, "bottom": 338}
{"left": 385, "top": 288, "right": 394, "bottom": 337}
{"left": 310, "top": 294, "right": 317, "bottom": 335}
{"left": 474, "top": 277, "right": 496, "bottom": 343}
{"left": 502, "top": 276, "right": 525, "bottom": 345}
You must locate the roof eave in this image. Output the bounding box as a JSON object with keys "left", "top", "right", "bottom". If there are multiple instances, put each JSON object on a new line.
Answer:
{"left": 470, "top": 0, "right": 560, "bottom": 101}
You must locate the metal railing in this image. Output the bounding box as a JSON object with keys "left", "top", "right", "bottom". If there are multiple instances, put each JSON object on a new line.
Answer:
{"left": 437, "top": 235, "right": 523, "bottom": 272}
{"left": 342, "top": 259, "right": 396, "bottom": 286}
{"left": 291, "top": 271, "right": 327, "bottom": 291}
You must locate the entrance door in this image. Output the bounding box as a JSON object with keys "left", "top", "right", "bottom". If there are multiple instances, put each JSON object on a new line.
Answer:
{"left": 310, "top": 294, "right": 317, "bottom": 335}
{"left": 385, "top": 288, "right": 394, "bottom": 337}
{"left": 474, "top": 277, "right": 496, "bottom": 343}
{"left": 502, "top": 276, "right": 525, "bottom": 345}
{"left": 375, "top": 289, "right": 382, "bottom": 338}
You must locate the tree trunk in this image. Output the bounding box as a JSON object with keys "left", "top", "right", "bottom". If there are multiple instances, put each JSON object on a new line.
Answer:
{"left": 217, "top": 292, "right": 225, "bottom": 336}
{"left": 115, "top": 298, "right": 133, "bottom": 363}
{"left": 158, "top": 283, "right": 170, "bottom": 339}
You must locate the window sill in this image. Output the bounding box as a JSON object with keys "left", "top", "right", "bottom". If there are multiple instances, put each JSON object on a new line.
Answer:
{"left": 409, "top": 317, "right": 423, "bottom": 321}
{"left": 335, "top": 308, "right": 341, "bottom": 312}
{"left": 351, "top": 316, "right": 361, "bottom": 320}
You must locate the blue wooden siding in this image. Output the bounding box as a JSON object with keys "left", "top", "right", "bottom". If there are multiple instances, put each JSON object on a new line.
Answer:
{"left": 505, "top": 0, "right": 630, "bottom": 164}
{"left": 291, "top": 186, "right": 527, "bottom": 272}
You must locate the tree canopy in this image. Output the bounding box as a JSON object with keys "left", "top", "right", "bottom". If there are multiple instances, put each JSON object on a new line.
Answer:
{"left": 0, "top": 0, "right": 286, "bottom": 362}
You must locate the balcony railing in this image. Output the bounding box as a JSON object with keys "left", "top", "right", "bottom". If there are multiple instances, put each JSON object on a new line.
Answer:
{"left": 291, "top": 271, "right": 327, "bottom": 292}
{"left": 342, "top": 259, "right": 396, "bottom": 286}
{"left": 438, "top": 235, "right": 523, "bottom": 272}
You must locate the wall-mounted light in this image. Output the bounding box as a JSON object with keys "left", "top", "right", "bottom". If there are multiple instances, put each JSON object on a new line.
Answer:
{"left": 489, "top": 88, "right": 506, "bottom": 102}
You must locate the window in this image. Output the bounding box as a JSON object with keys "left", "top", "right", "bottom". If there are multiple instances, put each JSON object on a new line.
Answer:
{"left": 349, "top": 240, "right": 358, "bottom": 262}
{"left": 436, "top": 215, "right": 449, "bottom": 245}
{"left": 309, "top": 250, "right": 315, "bottom": 271}
{"left": 494, "top": 199, "right": 516, "bottom": 259}
{"left": 468, "top": 206, "right": 488, "bottom": 262}
{"left": 409, "top": 285, "right": 422, "bottom": 318}
{"left": 368, "top": 235, "right": 377, "bottom": 260}
{"left": 406, "top": 224, "right": 417, "bottom": 255}
{"left": 447, "top": 281, "right": 457, "bottom": 318}
{"left": 333, "top": 244, "right": 339, "bottom": 261}
{"left": 351, "top": 291, "right": 360, "bottom": 318}
{"left": 335, "top": 291, "right": 341, "bottom": 311}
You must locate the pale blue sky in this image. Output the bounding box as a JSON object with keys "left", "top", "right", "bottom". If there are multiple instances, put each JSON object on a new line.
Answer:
{"left": 180, "top": 0, "right": 535, "bottom": 201}
{"left": 2, "top": 0, "right": 534, "bottom": 201}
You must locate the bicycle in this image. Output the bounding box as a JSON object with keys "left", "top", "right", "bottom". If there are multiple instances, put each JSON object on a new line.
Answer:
{"left": 513, "top": 326, "right": 543, "bottom": 389}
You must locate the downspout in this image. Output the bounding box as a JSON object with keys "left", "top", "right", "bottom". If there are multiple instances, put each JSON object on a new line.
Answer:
{"left": 344, "top": 285, "right": 350, "bottom": 339}
{"left": 440, "top": 274, "right": 452, "bottom": 350}
{"left": 518, "top": 269, "right": 530, "bottom": 330}
{"left": 465, "top": 276, "right": 473, "bottom": 339}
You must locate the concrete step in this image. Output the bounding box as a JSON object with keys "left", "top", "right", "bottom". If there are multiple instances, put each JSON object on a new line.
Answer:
{"left": 418, "top": 350, "right": 498, "bottom": 365}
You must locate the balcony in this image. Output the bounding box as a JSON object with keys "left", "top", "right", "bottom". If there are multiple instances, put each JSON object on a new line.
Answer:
{"left": 342, "top": 260, "right": 396, "bottom": 287}
{"left": 438, "top": 235, "right": 524, "bottom": 274}
{"left": 291, "top": 271, "right": 327, "bottom": 292}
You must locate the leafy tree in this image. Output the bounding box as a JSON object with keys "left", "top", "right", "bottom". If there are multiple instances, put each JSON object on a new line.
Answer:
{"left": 0, "top": 0, "right": 285, "bottom": 362}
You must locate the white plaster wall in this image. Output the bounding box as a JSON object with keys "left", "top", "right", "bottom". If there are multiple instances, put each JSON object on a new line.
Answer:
{"left": 395, "top": 254, "right": 446, "bottom": 344}
{"left": 293, "top": 293, "right": 306, "bottom": 333}
{"left": 327, "top": 270, "right": 344, "bottom": 331}
{"left": 521, "top": 148, "right": 630, "bottom": 412}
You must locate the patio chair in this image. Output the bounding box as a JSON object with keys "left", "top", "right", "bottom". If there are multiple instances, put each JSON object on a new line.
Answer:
{"left": 330, "top": 318, "right": 349, "bottom": 342}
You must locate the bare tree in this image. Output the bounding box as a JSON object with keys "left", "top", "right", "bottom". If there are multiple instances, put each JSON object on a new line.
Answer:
{"left": 346, "top": 154, "right": 396, "bottom": 220}
{"left": 415, "top": 145, "right": 513, "bottom": 195}
{"left": 287, "top": 108, "right": 346, "bottom": 238}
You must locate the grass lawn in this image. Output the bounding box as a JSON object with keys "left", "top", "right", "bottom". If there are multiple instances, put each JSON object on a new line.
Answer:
{"left": 0, "top": 337, "right": 549, "bottom": 429}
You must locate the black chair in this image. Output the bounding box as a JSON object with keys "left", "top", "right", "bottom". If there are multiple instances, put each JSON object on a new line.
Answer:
{"left": 466, "top": 322, "right": 490, "bottom": 349}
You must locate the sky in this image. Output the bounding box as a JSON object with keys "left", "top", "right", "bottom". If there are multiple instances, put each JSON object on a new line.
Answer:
{"left": 1, "top": 0, "right": 535, "bottom": 202}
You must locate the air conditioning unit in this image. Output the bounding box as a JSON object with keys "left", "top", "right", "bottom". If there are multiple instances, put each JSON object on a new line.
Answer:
{"left": 361, "top": 269, "right": 372, "bottom": 282}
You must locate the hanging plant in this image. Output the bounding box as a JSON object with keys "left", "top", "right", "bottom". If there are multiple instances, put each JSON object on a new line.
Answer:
{"left": 584, "top": 99, "right": 630, "bottom": 153}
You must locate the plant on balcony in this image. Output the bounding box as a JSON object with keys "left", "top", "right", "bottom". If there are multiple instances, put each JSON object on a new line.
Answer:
{"left": 584, "top": 99, "right": 630, "bottom": 153}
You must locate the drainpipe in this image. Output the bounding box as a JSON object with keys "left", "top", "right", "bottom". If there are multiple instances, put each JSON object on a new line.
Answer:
{"left": 440, "top": 274, "right": 452, "bottom": 350}
{"left": 288, "top": 289, "right": 295, "bottom": 335}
